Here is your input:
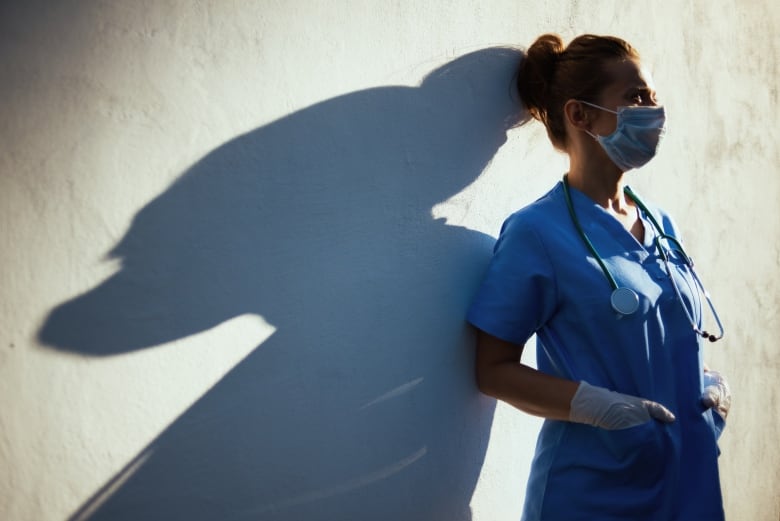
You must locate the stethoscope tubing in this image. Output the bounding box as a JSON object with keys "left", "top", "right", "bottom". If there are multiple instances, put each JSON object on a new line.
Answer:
{"left": 561, "top": 174, "right": 724, "bottom": 341}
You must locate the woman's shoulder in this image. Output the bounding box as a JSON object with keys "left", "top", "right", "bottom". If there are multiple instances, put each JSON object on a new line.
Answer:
{"left": 500, "top": 182, "right": 567, "bottom": 234}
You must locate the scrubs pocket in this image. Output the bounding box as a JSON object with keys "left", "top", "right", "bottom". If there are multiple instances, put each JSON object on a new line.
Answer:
{"left": 541, "top": 422, "right": 669, "bottom": 519}
{"left": 598, "top": 419, "right": 666, "bottom": 486}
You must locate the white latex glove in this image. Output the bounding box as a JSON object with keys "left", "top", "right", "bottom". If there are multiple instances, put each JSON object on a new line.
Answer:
{"left": 701, "top": 370, "right": 731, "bottom": 420}
{"left": 569, "top": 381, "right": 676, "bottom": 430}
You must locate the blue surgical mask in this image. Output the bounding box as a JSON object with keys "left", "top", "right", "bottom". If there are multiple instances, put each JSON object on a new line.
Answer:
{"left": 579, "top": 100, "right": 666, "bottom": 171}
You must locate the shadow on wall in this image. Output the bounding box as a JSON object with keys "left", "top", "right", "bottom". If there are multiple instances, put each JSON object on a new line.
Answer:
{"left": 39, "top": 47, "right": 527, "bottom": 521}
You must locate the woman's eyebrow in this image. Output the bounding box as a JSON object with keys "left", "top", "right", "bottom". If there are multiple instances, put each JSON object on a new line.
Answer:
{"left": 625, "top": 86, "right": 656, "bottom": 97}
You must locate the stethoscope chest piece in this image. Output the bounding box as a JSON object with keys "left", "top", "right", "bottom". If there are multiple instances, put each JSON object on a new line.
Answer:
{"left": 611, "top": 287, "right": 640, "bottom": 315}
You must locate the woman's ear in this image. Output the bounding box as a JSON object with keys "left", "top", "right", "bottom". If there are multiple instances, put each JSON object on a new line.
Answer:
{"left": 564, "top": 99, "right": 591, "bottom": 131}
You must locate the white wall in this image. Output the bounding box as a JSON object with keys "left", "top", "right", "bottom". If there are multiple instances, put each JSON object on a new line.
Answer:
{"left": 1, "top": 1, "right": 778, "bottom": 520}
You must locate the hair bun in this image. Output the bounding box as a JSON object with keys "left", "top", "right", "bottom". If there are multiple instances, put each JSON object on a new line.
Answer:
{"left": 517, "top": 33, "right": 565, "bottom": 122}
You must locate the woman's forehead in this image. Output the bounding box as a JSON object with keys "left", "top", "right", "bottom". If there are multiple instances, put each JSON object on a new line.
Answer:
{"left": 604, "top": 58, "right": 657, "bottom": 92}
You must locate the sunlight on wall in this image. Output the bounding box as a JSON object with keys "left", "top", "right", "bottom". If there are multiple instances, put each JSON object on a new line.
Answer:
{"left": 1, "top": 1, "right": 778, "bottom": 521}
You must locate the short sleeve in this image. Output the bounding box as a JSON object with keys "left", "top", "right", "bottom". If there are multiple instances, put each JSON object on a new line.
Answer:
{"left": 660, "top": 210, "right": 683, "bottom": 241}
{"left": 466, "top": 214, "right": 557, "bottom": 345}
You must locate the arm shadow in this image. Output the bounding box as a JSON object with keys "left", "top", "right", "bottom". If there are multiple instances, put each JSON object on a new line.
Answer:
{"left": 39, "top": 47, "right": 529, "bottom": 521}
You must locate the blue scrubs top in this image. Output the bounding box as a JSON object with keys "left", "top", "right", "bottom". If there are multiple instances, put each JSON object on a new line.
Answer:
{"left": 467, "top": 181, "right": 724, "bottom": 521}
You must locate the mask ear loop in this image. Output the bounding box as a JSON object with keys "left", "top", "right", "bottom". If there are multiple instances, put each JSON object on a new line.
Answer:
{"left": 576, "top": 100, "right": 617, "bottom": 141}
{"left": 578, "top": 99, "right": 618, "bottom": 114}
{"left": 584, "top": 128, "right": 599, "bottom": 140}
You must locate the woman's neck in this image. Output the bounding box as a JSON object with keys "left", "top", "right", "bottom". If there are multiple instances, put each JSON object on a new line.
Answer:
{"left": 566, "top": 158, "right": 632, "bottom": 213}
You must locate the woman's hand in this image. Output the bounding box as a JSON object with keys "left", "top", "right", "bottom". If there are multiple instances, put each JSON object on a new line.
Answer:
{"left": 701, "top": 370, "right": 731, "bottom": 420}
{"left": 569, "top": 381, "right": 676, "bottom": 430}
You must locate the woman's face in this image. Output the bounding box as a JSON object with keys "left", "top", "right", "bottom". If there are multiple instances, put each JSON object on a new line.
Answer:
{"left": 588, "top": 58, "right": 659, "bottom": 137}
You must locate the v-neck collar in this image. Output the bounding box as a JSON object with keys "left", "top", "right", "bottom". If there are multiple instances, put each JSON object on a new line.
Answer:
{"left": 556, "top": 180, "right": 654, "bottom": 261}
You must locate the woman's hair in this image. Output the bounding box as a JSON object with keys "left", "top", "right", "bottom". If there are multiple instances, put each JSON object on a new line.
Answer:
{"left": 517, "top": 34, "right": 639, "bottom": 150}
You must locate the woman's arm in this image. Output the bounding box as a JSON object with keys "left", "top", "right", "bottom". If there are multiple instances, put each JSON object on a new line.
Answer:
{"left": 475, "top": 329, "right": 677, "bottom": 428}
{"left": 475, "top": 329, "right": 579, "bottom": 421}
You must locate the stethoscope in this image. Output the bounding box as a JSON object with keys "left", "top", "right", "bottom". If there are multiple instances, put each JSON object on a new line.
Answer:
{"left": 562, "top": 174, "right": 724, "bottom": 342}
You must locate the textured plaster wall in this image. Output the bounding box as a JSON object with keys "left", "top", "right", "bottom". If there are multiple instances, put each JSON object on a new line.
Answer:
{"left": 1, "top": 1, "right": 778, "bottom": 520}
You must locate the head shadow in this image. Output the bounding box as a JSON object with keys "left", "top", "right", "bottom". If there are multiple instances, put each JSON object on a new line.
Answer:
{"left": 39, "top": 47, "right": 528, "bottom": 521}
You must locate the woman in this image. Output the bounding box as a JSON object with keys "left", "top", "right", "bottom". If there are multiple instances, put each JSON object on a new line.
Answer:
{"left": 467, "top": 34, "right": 730, "bottom": 520}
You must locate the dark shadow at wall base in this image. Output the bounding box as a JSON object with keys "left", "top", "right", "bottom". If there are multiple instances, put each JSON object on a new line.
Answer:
{"left": 40, "top": 47, "right": 528, "bottom": 521}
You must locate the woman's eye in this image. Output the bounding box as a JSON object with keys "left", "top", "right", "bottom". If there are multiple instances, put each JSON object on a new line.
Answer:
{"left": 629, "top": 92, "right": 658, "bottom": 105}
